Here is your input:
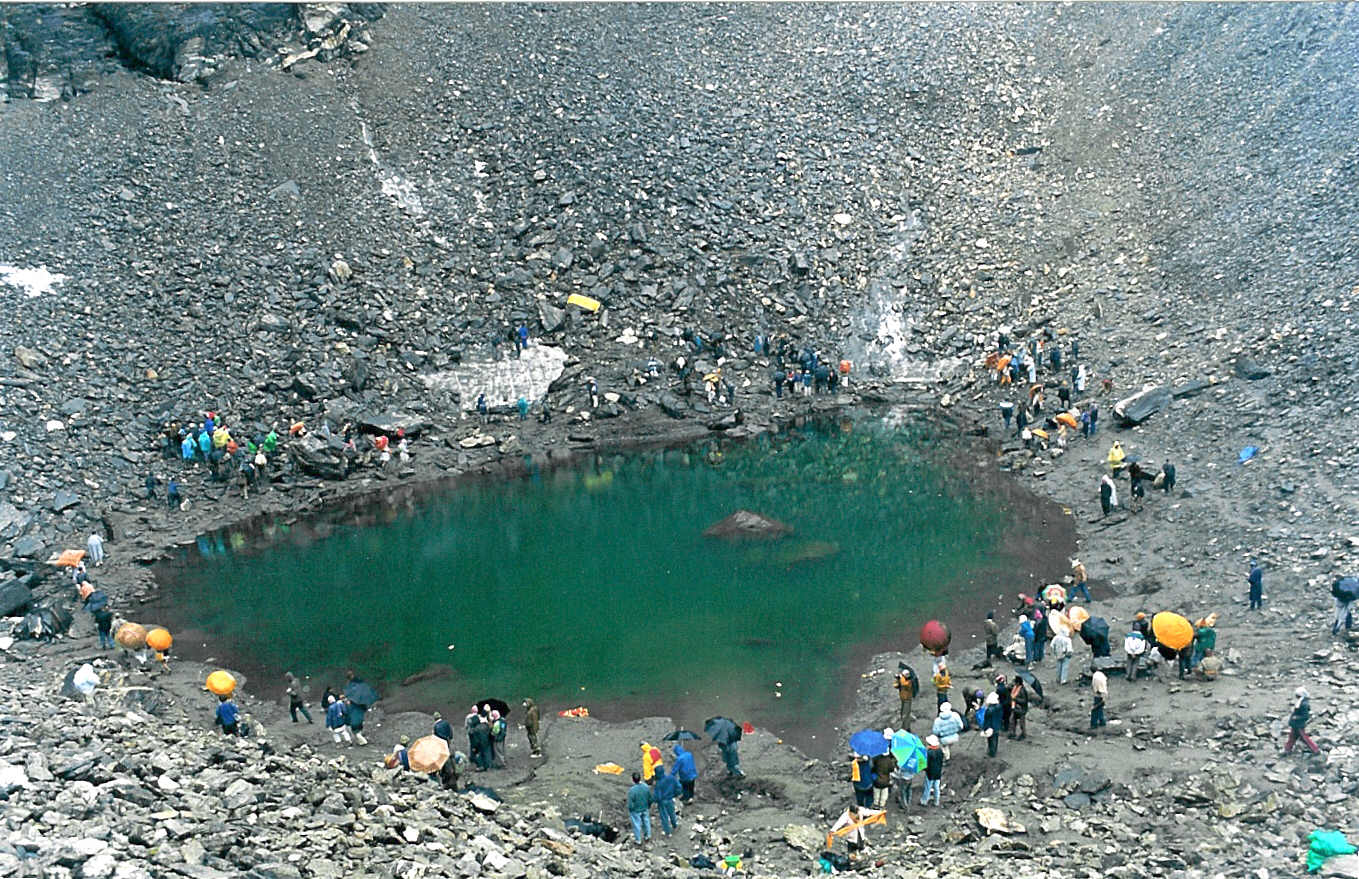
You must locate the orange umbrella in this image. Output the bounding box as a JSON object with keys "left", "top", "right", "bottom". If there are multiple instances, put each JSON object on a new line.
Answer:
{"left": 114, "top": 622, "right": 147, "bottom": 650}
{"left": 146, "top": 628, "right": 172, "bottom": 652}
{"left": 1055, "top": 411, "right": 1079, "bottom": 429}
{"left": 205, "top": 670, "right": 237, "bottom": 697}
{"left": 1067, "top": 606, "right": 1090, "bottom": 627}
{"left": 1151, "top": 612, "right": 1194, "bottom": 651}
{"left": 406, "top": 735, "right": 450, "bottom": 773}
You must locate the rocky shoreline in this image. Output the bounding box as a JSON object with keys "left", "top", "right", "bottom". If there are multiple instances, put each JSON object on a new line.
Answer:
{"left": 3, "top": 3, "right": 1359, "bottom": 878}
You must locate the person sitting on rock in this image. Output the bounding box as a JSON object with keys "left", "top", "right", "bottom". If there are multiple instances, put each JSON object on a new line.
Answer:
{"left": 1196, "top": 649, "right": 1223, "bottom": 681}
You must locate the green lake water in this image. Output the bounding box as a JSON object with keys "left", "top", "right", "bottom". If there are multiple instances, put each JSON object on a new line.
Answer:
{"left": 154, "top": 420, "right": 1056, "bottom": 750}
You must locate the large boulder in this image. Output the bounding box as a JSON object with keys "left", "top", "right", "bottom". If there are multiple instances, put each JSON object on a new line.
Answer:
{"left": 289, "top": 434, "right": 350, "bottom": 480}
{"left": 358, "top": 412, "right": 429, "bottom": 439}
{"left": 1113, "top": 385, "right": 1172, "bottom": 426}
{"left": 703, "top": 510, "right": 792, "bottom": 540}
{"left": 0, "top": 581, "right": 34, "bottom": 617}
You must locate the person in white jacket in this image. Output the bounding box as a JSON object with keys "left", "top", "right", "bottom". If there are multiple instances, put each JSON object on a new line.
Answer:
{"left": 1124, "top": 630, "right": 1147, "bottom": 680}
{"left": 1050, "top": 629, "right": 1074, "bottom": 684}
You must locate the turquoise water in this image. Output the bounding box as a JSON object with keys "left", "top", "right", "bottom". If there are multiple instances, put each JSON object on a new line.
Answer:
{"left": 155, "top": 421, "right": 1038, "bottom": 745}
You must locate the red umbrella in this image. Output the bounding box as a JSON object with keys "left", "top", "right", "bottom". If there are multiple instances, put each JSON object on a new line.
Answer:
{"left": 919, "top": 620, "right": 950, "bottom": 653}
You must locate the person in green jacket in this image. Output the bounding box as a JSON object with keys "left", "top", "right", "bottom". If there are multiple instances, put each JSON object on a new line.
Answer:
{"left": 626, "top": 773, "right": 653, "bottom": 844}
{"left": 1192, "top": 621, "right": 1217, "bottom": 668}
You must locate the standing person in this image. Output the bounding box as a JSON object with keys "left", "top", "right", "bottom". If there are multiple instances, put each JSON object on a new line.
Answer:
{"left": 998, "top": 400, "right": 1014, "bottom": 430}
{"left": 1283, "top": 688, "right": 1321, "bottom": 755}
{"left": 1088, "top": 401, "right": 1100, "bottom": 436}
{"left": 1014, "top": 404, "right": 1029, "bottom": 437}
{"left": 167, "top": 478, "right": 181, "bottom": 511}
{"left": 214, "top": 695, "right": 240, "bottom": 737}
{"left": 489, "top": 710, "right": 508, "bottom": 768}
{"left": 772, "top": 368, "right": 785, "bottom": 399}
{"left": 1099, "top": 473, "right": 1118, "bottom": 517}
{"left": 931, "top": 663, "right": 952, "bottom": 708}
{"left": 931, "top": 702, "right": 964, "bottom": 758}
{"left": 145, "top": 472, "right": 159, "bottom": 501}
{"left": 718, "top": 735, "right": 743, "bottom": 778}
{"left": 870, "top": 746, "right": 897, "bottom": 808}
{"left": 476, "top": 393, "right": 488, "bottom": 423}
{"left": 1124, "top": 630, "right": 1146, "bottom": 681}
{"left": 1192, "top": 618, "right": 1217, "bottom": 668}
{"left": 326, "top": 698, "right": 353, "bottom": 745}
{"left": 588, "top": 377, "right": 600, "bottom": 409}
{"left": 626, "top": 773, "right": 653, "bottom": 845}
{"left": 1031, "top": 605, "right": 1048, "bottom": 663}
{"left": 1332, "top": 577, "right": 1357, "bottom": 635}
{"left": 1128, "top": 462, "right": 1146, "bottom": 512}
{"left": 469, "top": 713, "right": 493, "bottom": 771}
{"left": 981, "top": 693, "right": 1003, "bottom": 758}
{"left": 1248, "top": 560, "right": 1264, "bottom": 611}
{"left": 433, "top": 711, "right": 453, "bottom": 744}
{"left": 1159, "top": 461, "right": 1177, "bottom": 494}
{"left": 1090, "top": 669, "right": 1108, "bottom": 730}
{"left": 522, "top": 698, "right": 542, "bottom": 757}
{"left": 850, "top": 755, "right": 875, "bottom": 807}
{"left": 285, "top": 673, "right": 313, "bottom": 724}
{"left": 1019, "top": 615, "right": 1035, "bottom": 666}
{"left": 894, "top": 662, "right": 919, "bottom": 730}
{"left": 653, "top": 766, "right": 681, "bottom": 837}
{"left": 983, "top": 611, "right": 1001, "bottom": 667}
{"left": 516, "top": 396, "right": 529, "bottom": 421}
{"left": 920, "top": 736, "right": 944, "bottom": 806}
{"left": 344, "top": 673, "right": 371, "bottom": 746}
{"left": 1008, "top": 679, "right": 1029, "bottom": 741}
{"left": 995, "top": 674, "right": 1013, "bottom": 732}
{"left": 516, "top": 324, "right": 529, "bottom": 354}
{"left": 1051, "top": 626, "right": 1074, "bottom": 684}
{"left": 672, "top": 741, "right": 698, "bottom": 802}
{"left": 94, "top": 604, "right": 115, "bottom": 649}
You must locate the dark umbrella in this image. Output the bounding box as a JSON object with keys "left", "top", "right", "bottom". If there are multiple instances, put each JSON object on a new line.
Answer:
{"left": 1079, "top": 617, "right": 1110, "bottom": 644}
{"left": 477, "top": 698, "right": 510, "bottom": 717}
{"left": 704, "top": 716, "right": 741, "bottom": 746}
{"left": 345, "top": 679, "right": 380, "bottom": 708}
{"left": 85, "top": 591, "right": 109, "bottom": 613}
{"left": 663, "top": 729, "right": 702, "bottom": 741}
{"left": 1334, "top": 577, "right": 1359, "bottom": 602}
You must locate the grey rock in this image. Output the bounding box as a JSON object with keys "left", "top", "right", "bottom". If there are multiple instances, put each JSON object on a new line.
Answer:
{"left": 1113, "top": 385, "right": 1171, "bottom": 426}
{"left": 53, "top": 489, "right": 80, "bottom": 512}
{"left": 1233, "top": 357, "right": 1271, "bottom": 381}
{"left": 538, "top": 300, "right": 567, "bottom": 334}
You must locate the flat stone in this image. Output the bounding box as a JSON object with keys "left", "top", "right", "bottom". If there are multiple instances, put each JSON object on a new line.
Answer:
{"left": 53, "top": 489, "right": 80, "bottom": 512}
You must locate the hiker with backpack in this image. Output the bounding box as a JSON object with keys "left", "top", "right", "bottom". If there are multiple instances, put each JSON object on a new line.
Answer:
{"left": 893, "top": 662, "right": 919, "bottom": 730}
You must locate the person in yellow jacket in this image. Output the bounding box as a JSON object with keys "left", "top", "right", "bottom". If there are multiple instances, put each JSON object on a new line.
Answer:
{"left": 1106, "top": 440, "right": 1126, "bottom": 472}
{"left": 641, "top": 741, "right": 664, "bottom": 782}
{"left": 931, "top": 664, "right": 952, "bottom": 707}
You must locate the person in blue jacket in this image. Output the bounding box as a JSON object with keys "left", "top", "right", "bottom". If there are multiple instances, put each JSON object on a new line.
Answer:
{"left": 626, "top": 773, "right": 653, "bottom": 844}
{"left": 850, "top": 755, "right": 875, "bottom": 807}
{"left": 433, "top": 712, "right": 454, "bottom": 743}
{"left": 672, "top": 742, "right": 698, "bottom": 803}
{"left": 326, "top": 697, "right": 353, "bottom": 745}
{"left": 1019, "top": 615, "right": 1036, "bottom": 666}
{"left": 653, "top": 766, "right": 681, "bottom": 836}
{"left": 214, "top": 695, "right": 239, "bottom": 736}
{"left": 981, "top": 692, "right": 1004, "bottom": 758}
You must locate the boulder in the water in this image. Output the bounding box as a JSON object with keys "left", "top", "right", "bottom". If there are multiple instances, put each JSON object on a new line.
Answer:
{"left": 774, "top": 540, "right": 840, "bottom": 566}
{"left": 703, "top": 510, "right": 793, "bottom": 540}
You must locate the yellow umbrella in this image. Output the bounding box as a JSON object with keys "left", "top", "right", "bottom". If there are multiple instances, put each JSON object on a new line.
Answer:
{"left": 114, "top": 622, "right": 147, "bottom": 650}
{"left": 1151, "top": 612, "right": 1194, "bottom": 650}
{"left": 146, "top": 628, "right": 172, "bottom": 652}
{"left": 205, "top": 670, "right": 237, "bottom": 697}
{"left": 406, "top": 735, "right": 450, "bottom": 773}
{"left": 1067, "top": 606, "right": 1090, "bottom": 628}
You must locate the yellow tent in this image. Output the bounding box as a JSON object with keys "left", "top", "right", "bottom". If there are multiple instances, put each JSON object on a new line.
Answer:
{"left": 566, "top": 293, "right": 601, "bottom": 313}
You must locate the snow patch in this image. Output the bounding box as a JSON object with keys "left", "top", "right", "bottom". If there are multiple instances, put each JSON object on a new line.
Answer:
{"left": 0, "top": 265, "right": 67, "bottom": 298}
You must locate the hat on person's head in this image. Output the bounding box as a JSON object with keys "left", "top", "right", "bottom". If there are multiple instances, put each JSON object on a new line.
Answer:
{"left": 490, "top": 710, "right": 500, "bottom": 720}
{"left": 995, "top": 673, "right": 1006, "bottom": 684}
{"left": 1071, "top": 558, "right": 1081, "bottom": 568}
{"left": 926, "top": 735, "right": 940, "bottom": 747}
{"left": 883, "top": 728, "right": 894, "bottom": 739}
{"left": 400, "top": 735, "right": 409, "bottom": 746}
{"left": 1136, "top": 612, "right": 1146, "bottom": 620}
{"left": 1295, "top": 687, "right": 1308, "bottom": 699}
{"left": 939, "top": 702, "right": 951, "bottom": 715}
{"left": 433, "top": 711, "right": 441, "bottom": 720}
{"left": 1019, "top": 614, "right": 1029, "bottom": 623}
{"left": 986, "top": 610, "right": 994, "bottom": 619}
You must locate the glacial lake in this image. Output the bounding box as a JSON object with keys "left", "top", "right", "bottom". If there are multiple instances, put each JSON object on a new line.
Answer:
{"left": 152, "top": 418, "right": 1070, "bottom": 751}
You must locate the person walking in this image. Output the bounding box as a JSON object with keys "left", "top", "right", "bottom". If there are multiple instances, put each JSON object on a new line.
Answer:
{"left": 718, "top": 736, "right": 743, "bottom": 778}
{"left": 326, "top": 697, "right": 353, "bottom": 745}
{"left": 1090, "top": 669, "right": 1108, "bottom": 730}
{"left": 1008, "top": 679, "right": 1029, "bottom": 741}
{"left": 981, "top": 693, "right": 1003, "bottom": 758}
{"left": 285, "top": 672, "right": 313, "bottom": 724}
{"left": 672, "top": 741, "right": 698, "bottom": 802}
{"left": 433, "top": 711, "right": 453, "bottom": 743}
{"left": 93, "top": 604, "right": 115, "bottom": 649}
{"left": 1248, "top": 560, "right": 1264, "bottom": 611}
{"left": 894, "top": 663, "right": 919, "bottom": 730}
{"left": 919, "top": 736, "right": 944, "bottom": 806}
{"left": 999, "top": 400, "right": 1014, "bottom": 429}
{"left": 1069, "top": 559, "right": 1092, "bottom": 603}
{"left": 870, "top": 747, "right": 897, "bottom": 808}
{"left": 653, "top": 766, "right": 681, "bottom": 837}
{"left": 626, "top": 773, "right": 653, "bottom": 845}
{"left": 1019, "top": 615, "right": 1035, "bottom": 666}
{"left": 1332, "top": 577, "right": 1357, "bottom": 635}
{"left": 1159, "top": 461, "right": 1177, "bottom": 493}
{"left": 1283, "top": 687, "right": 1321, "bottom": 755}
{"left": 1051, "top": 626, "right": 1074, "bottom": 684}
{"left": 1124, "top": 630, "right": 1146, "bottom": 681}
{"left": 167, "top": 478, "right": 182, "bottom": 511}
{"left": 522, "top": 698, "right": 542, "bottom": 757}
{"left": 214, "top": 695, "right": 240, "bottom": 737}
{"left": 84, "top": 532, "right": 105, "bottom": 566}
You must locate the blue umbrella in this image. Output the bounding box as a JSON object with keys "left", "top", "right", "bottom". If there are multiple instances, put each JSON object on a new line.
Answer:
{"left": 890, "top": 731, "right": 926, "bottom": 774}
{"left": 345, "top": 679, "right": 380, "bottom": 708}
{"left": 848, "top": 729, "right": 889, "bottom": 757}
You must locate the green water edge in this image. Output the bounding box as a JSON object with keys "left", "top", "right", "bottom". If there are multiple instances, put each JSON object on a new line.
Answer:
{"left": 153, "top": 418, "right": 1028, "bottom": 744}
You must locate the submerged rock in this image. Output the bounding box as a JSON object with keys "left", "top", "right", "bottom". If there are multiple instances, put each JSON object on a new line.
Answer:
{"left": 702, "top": 510, "right": 793, "bottom": 540}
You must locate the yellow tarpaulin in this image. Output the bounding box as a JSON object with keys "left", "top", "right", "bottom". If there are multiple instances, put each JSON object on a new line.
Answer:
{"left": 566, "top": 293, "right": 601, "bottom": 313}
{"left": 593, "top": 763, "right": 625, "bottom": 775}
